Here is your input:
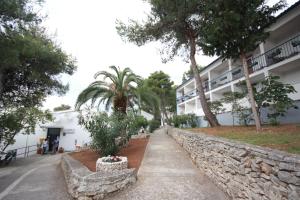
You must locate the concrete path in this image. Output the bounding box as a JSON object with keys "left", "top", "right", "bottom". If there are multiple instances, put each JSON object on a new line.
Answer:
{"left": 0, "top": 154, "right": 71, "bottom": 200}
{"left": 107, "top": 129, "right": 229, "bottom": 200}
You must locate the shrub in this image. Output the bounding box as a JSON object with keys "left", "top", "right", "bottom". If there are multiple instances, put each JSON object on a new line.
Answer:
{"left": 149, "top": 119, "right": 161, "bottom": 133}
{"left": 79, "top": 112, "right": 125, "bottom": 156}
{"left": 126, "top": 112, "right": 148, "bottom": 137}
{"left": 171, "top": 114, "right": 198, "bottom": 128}
{"left": 255, "top": 76, "right": 298, "bottom": 125}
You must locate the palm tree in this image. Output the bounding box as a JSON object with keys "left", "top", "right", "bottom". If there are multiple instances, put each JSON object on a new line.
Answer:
{"left": 75, "top": 66, "right": 158, "bottom": 114}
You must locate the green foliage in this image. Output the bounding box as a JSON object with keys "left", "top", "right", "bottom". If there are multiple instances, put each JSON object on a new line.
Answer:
{"left": 0, "top": 107, "right": 52, "bottom": 152}
{"left": 0, "top": 29, "right": 76, "bottom": 109}
{"left": 126, "top": 112, "right": 148, "bottom": 138}
{"left": 208, "top": 101, "right": 225, "bottom": 115}
{"left": 135, "top": 82, "right": 160, "bottom": 119}
{"left": 79, "top": 110, "right": 150, "bottom": 155}
{"left": 200, "top": 0, "right": 285, "bottom": 58}
{"left": 255, "top": 76, "right": 297, "bottom": 125}
{"left": 0, "top": 0, "right": 42, "bottom": 33}
{"left": 53, "top": 104, "right": 71, "bottom": 112}
{"left": 116, "top": 0, "right": 219, "bottom": 126}
{"left": 148, "top": 119, "right": 161, "bottom": 133}
{"left": 134, "top": 115, "right": 148, "bottom": 129}
{"left": 76, "top": 66, "right": 143, "bottom": 114}
{"left": 142, "top": 71, "right": 176, "bottom": 123}
{"left": 79, "top": 112, "right": 126, "bottom": 156}
{"left": 0, "top": 0, "right": 75, "bottom": 153}
{"left": 171, "top": 114, "right": 198, "bottom": 128}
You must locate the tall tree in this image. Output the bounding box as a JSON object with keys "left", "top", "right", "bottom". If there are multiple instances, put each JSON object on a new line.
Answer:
{"left": 116, "top": 0, "right": 220, "bottom": 127}
{"left": 0, "top": 0, "right": 76, "bottom": 152}
{"left": 75, "top": 66, "right": 156, "bottom": 114}
{"left": 143, "top": 71, "right": 175, "bottom": 124}
{"left": 200, "top": 0, "right": 285, "bottom": 131}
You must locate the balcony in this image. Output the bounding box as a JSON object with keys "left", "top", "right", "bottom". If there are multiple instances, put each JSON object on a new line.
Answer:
{"left": 176, "top": 80, "right": 209, "bottom": 103}
{"left": 176, "top": 33, "right": 300, "bottom": 103}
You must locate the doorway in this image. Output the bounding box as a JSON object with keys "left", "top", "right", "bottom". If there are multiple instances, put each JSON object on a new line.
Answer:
{"left": 47, "top": 128, "right": 61, "bottom": 151}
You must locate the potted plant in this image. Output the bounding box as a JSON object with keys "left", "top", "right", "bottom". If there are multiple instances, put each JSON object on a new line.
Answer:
{"left": 37, "top": 147, "right": 43, "bottom": 154}
{"left": 96, "top": 156, "right": 128, "bottom": 172}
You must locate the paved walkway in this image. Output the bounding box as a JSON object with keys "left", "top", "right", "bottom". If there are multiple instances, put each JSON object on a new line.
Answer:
{"left": 107, "top": 129, "right": 228, "bottom": 200}
{"left": 0, "top": 154, "right": 71, "bottom": 200}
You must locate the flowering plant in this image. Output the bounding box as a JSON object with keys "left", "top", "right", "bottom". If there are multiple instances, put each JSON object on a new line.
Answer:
{"left": 102, "top": 156, "right": 122, "bottom": 163}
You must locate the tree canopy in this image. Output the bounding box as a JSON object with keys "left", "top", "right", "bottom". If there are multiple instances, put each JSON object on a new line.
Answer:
{"left": 76, "top": 66, "right": 158, "bottom": 115}
{"left": 142, "top": 71, "right": 176, "bottom": 123}
{"left": 116, "top": 0, "right": 219, "bottom": 126}
{"left": 0, "top": 0, "right": 76, "bottom": 152}
{"left": 199, "top": 0, "right": 285, "bottom": 130}
{"left": 200, "top": 0, "right": 285, "bottom": 59}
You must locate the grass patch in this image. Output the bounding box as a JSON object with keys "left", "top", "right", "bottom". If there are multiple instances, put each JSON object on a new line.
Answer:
{"left": 188, "top": 124, "right": 300, "bottom": 154}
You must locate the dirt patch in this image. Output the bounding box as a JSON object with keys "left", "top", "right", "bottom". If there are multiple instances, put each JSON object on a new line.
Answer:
{"left": 70, "top": 138, "right": 149, "bottom": 172}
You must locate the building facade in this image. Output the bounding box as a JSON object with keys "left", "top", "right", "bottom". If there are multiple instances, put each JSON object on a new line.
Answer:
{"left": 176, "top": 2, "right": 300, "bottom": 126}
{"left": 5, "top": 110, "right": 92, "bottom": 157}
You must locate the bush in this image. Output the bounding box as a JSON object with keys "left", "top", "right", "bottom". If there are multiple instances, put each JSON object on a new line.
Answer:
{"left": 135, "top": 115, "right": 148, "bottom": 128}
{"left": 149, "top": 119, "right": 160, "bottom": 133}
{"left": 171, "top": 114, "right": 198, "bottom": 128}
{"left": 79, "top": 112, "right": 126, "bottom": 156}
{"left": 126, "top": 112, "right": 148, "bottom": 137}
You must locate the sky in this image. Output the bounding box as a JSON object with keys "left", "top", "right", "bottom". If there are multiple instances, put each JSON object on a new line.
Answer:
{"left": 41, "top": 0, "right": 298, "bottom": 110}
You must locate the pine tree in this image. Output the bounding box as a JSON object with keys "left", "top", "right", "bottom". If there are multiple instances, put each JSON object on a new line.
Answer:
{"left": 200, "top": 0, "right": 285, "bottom": 131}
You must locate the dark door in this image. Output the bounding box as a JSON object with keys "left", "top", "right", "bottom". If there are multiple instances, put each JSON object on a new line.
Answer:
{"left": 47, "top": 128, "right": 61, "bottom": 151}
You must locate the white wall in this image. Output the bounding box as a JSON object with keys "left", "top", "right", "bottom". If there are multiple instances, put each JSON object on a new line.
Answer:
{"left": 5, "top": 110, "right": 92, "bottom": 154}
{"left": 43, "top": 111, "right": 91, "bottom": 152}
{"left": 279, "top": 69, "right": 300, "bottom": 100}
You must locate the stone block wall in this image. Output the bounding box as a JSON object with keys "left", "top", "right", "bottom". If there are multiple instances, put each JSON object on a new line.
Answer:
{"left": 61, "top": 155, "right": 136, "bottom": 200}
{"left": 165, "top": 126, "right": 300, "bottom": 200}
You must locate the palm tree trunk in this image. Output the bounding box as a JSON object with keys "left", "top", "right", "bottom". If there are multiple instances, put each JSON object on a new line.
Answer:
{"left": 189, "top": 38, "right": 220, "bottom": 127}
{"left": 240, "top": 53, "right": 261, "bottom": 131}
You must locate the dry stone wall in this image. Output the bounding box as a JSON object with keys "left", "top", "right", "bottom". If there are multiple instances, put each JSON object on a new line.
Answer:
{"left": 166, "top": 126, "right": 300, "bottom": 200}
{"left": 61, "top": 155, "right": 136, "bottom": 200}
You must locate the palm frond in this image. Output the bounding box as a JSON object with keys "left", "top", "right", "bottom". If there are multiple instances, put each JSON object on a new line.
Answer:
{"left": 94, "top": 70, "right": 118, "bottom": 84}
{"left": 75, "top": 86, "right": 109, "bottom": 110}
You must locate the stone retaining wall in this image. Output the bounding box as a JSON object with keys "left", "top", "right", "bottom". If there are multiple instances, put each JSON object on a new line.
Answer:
{"left": 165, "top": 126, "right": 300, "bottom": 200}
{"left": 61, "top": 155, "right": 136, "bottom": 200}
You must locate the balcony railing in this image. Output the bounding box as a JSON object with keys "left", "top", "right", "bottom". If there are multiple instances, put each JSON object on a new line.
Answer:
{"left": 176, "top": 33, "right": 300, "bottom": 103}
{"left": 254, "top": 33, "right": 300, "bottom": 70}
{"left": 176, "top": 80, "right": 209, "bottom": 103}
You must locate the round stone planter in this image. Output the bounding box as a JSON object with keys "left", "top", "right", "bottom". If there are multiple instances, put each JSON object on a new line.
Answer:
{"left": 96, "top": 156, "right": 128, "bottom": 172}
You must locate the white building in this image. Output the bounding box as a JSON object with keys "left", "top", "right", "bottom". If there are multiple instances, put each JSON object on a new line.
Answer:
{"left": 176, "top": 2, "right": 300, "bottom": 126}
{"left": 6, "top": 110, "right": 91, "bottom": 157}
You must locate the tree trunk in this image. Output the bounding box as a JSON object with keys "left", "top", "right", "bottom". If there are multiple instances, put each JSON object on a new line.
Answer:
{"left": 240, "top": 53, "right": 261, "bottom": 131}
{"left": 161, "top": 103, "right": 170, "bottom": 125}
{"left": 0, "top": 70, "right": 3, "bottom": 98}
{"left": 189, "top": 38, "right": 220, "bottom": 127}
